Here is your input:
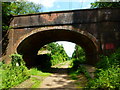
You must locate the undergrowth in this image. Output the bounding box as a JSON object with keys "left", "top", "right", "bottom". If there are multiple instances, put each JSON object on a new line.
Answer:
{"left": 70, "top": 47, "right": 120, "bottom": 89}
{"left": 87, "top": 48, "right": 120, "bottom": 89}
{"left": 1, "top": 54, "right": 51, "bottom": 89}
{"left": 1, "top": 54, "right": 30, "bottom": 89}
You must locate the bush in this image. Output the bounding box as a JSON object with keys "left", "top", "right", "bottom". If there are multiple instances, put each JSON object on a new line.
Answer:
{"left": 10, "top": 54, "right": 26, "bottom": 66}
{"left": 88, "top": 66, "right": 120, "bottom": 89}
{"left": 87, "top": 48, "right": 120, "bottom": 89}
{"left": 97, "top": 52, "right": 120, "bottom": 70}
{"left": 1, "top": 54, "right": 30, "bottom": 89}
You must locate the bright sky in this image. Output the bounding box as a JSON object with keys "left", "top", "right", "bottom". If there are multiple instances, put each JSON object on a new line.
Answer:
{"left": 28, "top": 0, "right": 96, "bottom": 57}
{"left": 28, "top": 0, "right": 96, "bottom": 12}
{"left": 56, "top": 41, "right": 75, "bottom": 57}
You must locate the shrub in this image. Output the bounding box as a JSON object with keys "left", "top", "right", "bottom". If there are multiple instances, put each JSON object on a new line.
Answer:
{"left": 1, "top": 54, "right": 30, "bottom": 89}
{"left": 87, "top": 48, "right": 120, "bottom": 89}
{"left": 10, "top": 54, "right": 25, "bottom": 66}
{"left": 87, "top": 66, "right": 120, "bottom": 89}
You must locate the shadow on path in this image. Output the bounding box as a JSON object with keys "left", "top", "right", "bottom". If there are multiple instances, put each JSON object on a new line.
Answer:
{"left": 40, "top": 62, "right": 87, "bottom": 89}
{"left": 43, "top": 68, "right": 71, "bottom": 74}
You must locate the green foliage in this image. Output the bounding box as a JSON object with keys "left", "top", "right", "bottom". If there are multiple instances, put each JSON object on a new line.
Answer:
{"left": 29, "top": 68, "right": 42, "bottom": 76}
{"left": 87, "top": 48, "right": 120, "bottom": 89}
{"left": 1, "top": 54, "right": 30, "bottom": 89}
{"left": 88, "top": 66, "right": 120, "bottom": 89}
{"left": 97, "top": 48, "right": 120, "bottom": 69}
{"left": 68, "top": 45, "right": 89, "bottom": 80}
{"left": 44, "top": 42, "right": 69, "bottom": 66}
{"left": 72, "top": 45, "right": 86, "bottom": 63}
{"left": 9, "top": 0, "right": 42, "bottom": 15}
{"left": 2, "top": 0, "right": 42, "bottom": 32}
{"left": 76, "top": 65, "right": 91, "bottom": 79}
{"left": 47, "top": 43, "right": 68, "bottom": 57}
{"left": 2, "top": 1, "right": 42, "bottom": 57}
{"left": 2, "top": 2, "right": 12, "bottom": 32}
{"left": 69, "top": 65, "right": 91, "bottom": 80}
{"left": 51, "top": 53, "right": 67, "bottom": 66}
{"left": 71, "top": 45, "right": 86, "bottom": 70}
{"left": 91, "top": 1, "right": 120, "bottom": 8}
{"left": 10, "top": 53, "right": 25, "bottom": 66}
{"left": 2, "top": 0, "right": 41, "bottom": 16}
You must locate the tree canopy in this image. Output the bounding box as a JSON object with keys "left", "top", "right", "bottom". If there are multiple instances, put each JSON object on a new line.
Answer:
{"left": 2, "top": 0, "right": 42, "bottom": 55}
{"left": 72, "top": 45, "right": 86, "bottom": 64}
{"left": 91, "top": 1, "right": 120, "bottom": 8}
{"left": 39, "top": 42, "right": 69, "bottom": 66}
{"left": 2, "top": 0, "right": 42, "bottom": 31}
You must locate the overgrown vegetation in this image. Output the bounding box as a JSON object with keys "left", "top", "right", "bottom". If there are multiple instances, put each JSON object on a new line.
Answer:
{"left": 70, "top": 45, "right": 120, "bottom": 89}
{"left": 1, "top": 54, "right": 51, "bottom": 89}
{"left": 1, "top": 54, "right": 30, "bottom": 89}
{"left": 68, "top": 45, "right": 90, "bottom": 80}
{"left": 39, "top": 42, "right": 69, "bottom": 66}
{"left": 2, "top": 1, "right": 120, "bottom": 89}
{"left": 87, "top": 48, "right": 120, "bottom": 89}
{"left": 87, "top": 1, "right": 120, "bottom": 88}
{"left": 71, "top": 45, "right": 86, "bottom": 70}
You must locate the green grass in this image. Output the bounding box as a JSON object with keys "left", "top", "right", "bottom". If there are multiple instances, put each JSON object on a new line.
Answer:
{"left": 28, "top": 68, "right": 51, "bottom": 88}
{"left": 13, "top": 68, "right": 51, "bottom": 88}
{"left": 29, "top": 68, "right": 51, "bottom": 76}
{"left": 52, "top": 60, "right": 71, "bottom": 68}
{"left": 68, "top": 65, "right": 91, "bottom": 80}
{"left": 30, "top": 77, "right": 42, "bottom": 88}
{"left": 69, "top": 73, "right": 79, "bottom": 80}
{"left": 0, "top": 69, "right": 3, "bottom": 89}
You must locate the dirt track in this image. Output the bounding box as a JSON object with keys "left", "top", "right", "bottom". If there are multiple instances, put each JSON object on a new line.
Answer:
{"left": 40, "top": 62, "right": 87, "bottom": 89}
{"left": 13, "top": 61, "right": 89, "bottom": 89}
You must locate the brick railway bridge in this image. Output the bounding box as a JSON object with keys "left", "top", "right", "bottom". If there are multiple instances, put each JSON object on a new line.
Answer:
{"left": 2, "top": 8, "right": 120, "bottom": 67}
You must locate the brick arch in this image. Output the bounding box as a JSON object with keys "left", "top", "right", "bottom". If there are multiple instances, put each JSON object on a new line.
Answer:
{"left": 15, "top": 27, "right": 99, "bottom": 67}
{"left": 14, "top": 26, "right": 99, "bottom": 52}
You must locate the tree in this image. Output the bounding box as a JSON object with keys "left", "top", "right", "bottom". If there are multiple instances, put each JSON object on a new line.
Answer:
{"left": 39, "top": 42, "right": 69, "bottom": 66}
{"left": 2, "top": 0, "right": 42, "bottom": 32}
{"left": 71, "top": 45, "right": 86, "bottom": 70}
{"left": 9, "top": 0, "right": 42, "bottom": 15}
{"left": 90, "top": 1, "right": 120, "bottom": 8}
{"left": 72, "top": 45, "right": 86, "bottom": 63}
{"left": 2, "top": 0, "right": 42, "bottom": 55}
{"left": 47, "top": 43, "right": 68, "bottom": 57}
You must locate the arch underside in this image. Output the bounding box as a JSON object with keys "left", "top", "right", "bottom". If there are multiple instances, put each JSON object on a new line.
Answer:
{"left": 17, "top": 29, "right": 99, "bottom": 67}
